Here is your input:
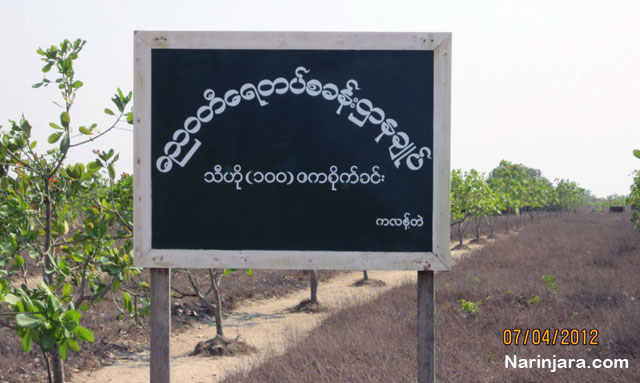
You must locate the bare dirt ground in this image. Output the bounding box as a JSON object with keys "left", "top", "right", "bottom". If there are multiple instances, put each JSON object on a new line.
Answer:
{"left": 70, "top": 235, "right": 497, "bottom": 383}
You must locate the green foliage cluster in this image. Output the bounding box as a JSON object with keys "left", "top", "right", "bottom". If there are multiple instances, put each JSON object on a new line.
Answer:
{"left": 541, "top": 274, "right": 557, "bottom": 292}
{"left": 450, "top": 160, "right": 590, "bottom": 243}
{"left": 628, "top": 148, "right": 640, "bottom": 231}
{"left": 458, "top": 298, "right": 479, "bottom": 313}
{"left": 0, "top": 39, "right": 142, "bottom": 383}
{"left": 629, "top": 170, "right": 640, "bottom": 231}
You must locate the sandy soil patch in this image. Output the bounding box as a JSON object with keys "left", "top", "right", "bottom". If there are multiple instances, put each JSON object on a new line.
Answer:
{"left": 71, "top": 236, "right": 490, "bottom": 383}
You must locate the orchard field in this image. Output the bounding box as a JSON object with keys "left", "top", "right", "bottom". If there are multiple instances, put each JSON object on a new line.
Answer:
{"left": 1, "top": 39, "right": 640, "bottom": 382}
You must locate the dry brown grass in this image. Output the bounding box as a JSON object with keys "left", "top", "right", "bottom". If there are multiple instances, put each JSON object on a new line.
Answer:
{"left": 224, "top": 213, "right": 640, "bottom": 382}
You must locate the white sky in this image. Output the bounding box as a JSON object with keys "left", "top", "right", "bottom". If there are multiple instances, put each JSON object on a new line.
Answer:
{"left": 1, "top": 0, "right": 638, "bottom": 197}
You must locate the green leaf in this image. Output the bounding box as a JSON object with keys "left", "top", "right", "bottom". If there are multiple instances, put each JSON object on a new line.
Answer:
{"left": 4, "top": 294, "right": 20, "bottom": 305}
{"left": 48, "top": 132, "right": 63, "bottom": 144}
{"left": 34, "top": 300, "right": 47, "bottom": 313}
{"left": 68, "top": 338, "right": 80, "bottom": 352}
{"left": 104, "top": 108, "right": 115, "bottom": 116}
{"left": 30, "top": 140, "right": 37, "bottom": 149}
{"left": 38, "top": 280, "right": 54, "bottom": 297}
{"left": 71, "top": 81, "right": 83, "bottom": 89}
{"left": 87, "top": 161, "right": 102, "bottom": 172}
{"left": 8, "top": 235, "right": 18, "bottom": 252}
{"left": 60, "top": 112, "right": 70, "bottom": 128}
{"left": 33, "top": 82, "right": 43, "bottom": 88}
{"left": 59, "top": 340, "right": 68, "bottom": 360}
{"left": 21, "top": 331, "right": 32, "bottom": 353}
{"left": 79, "top": 126, "right": 92, "bottom": 135}
{"left": 223, "top": 268, "right": 235, "bottom": 276}
{"left": 62, "top": 283, "right": 73, "bottom": 297}
{"left": 42, "top": 63, "right": 53, "bottom": 73}
{"left": 49, "top": 122, "right": 63, "bottom": 130}
{"left": 15, "top": 300, "right": 25, "bottom": 313}
{"left": 111, "top": 279, "right": 121, "bottom": 293}
{"left": 10, "top": 255, "right": 24, "bottom": 272}
{"left": 245, "top": 269, "right": 253, "bottom": 276}
{"left": 63, "top": 310, "right": 82, "bottom": 323}
{"left": 634, "top": 149, "right": 640, "bottom": 159}
{"left": 79, "top": 303, "right": 91, "bottom": 312}
{"left": 60, "top": 136, "right": 69, "bottom": 153}
{"left": 108, "top": 164, "right": 115, "bottom": 180}
{"left": 41, "top": 332, "right": 56, "bottom": 351}
{"left": 124, "top": 292, "right": 132, "bottom": 312}
{"left": 75, "top": 325, "right": 94, "bottom": 342}
{"left": 15, "top": 313, "right": 44, "bottom": 329}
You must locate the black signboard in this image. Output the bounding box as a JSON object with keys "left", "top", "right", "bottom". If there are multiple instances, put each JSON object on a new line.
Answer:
{"left": 150, "top": 48, "right": 434, "bottom": 253}
{"left": 134, "top": 32, "right": 451, "bottom": 271}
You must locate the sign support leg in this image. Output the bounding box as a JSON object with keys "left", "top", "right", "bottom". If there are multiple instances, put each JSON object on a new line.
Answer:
{"left": 150, "top": 268, "right": 171, "bottom": 383}
{"left": 417, "top": 270, "right": 435, "bottom": 383}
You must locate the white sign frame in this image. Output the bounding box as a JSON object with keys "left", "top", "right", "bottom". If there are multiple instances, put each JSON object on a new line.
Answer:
{"left": 133, "top": 31, "right": 451, "bottom": 271}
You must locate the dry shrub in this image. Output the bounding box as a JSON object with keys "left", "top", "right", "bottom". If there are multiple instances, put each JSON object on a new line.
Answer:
{"left": 224, "top": 213, "right": 640, "bottom": 382}
{"left": 352, "top": 278, "right": 386, "bottom": 287}
{"left": 191, "top": 335, "right": 256, "bottom": 357}
{"left": 289, "top": 299, "right": 327, "bottom": 314}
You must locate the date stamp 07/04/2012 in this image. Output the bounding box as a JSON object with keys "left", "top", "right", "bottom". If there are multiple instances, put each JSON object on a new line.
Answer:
{"left": 503, "top": 328, "right": 599, "bottom": 346}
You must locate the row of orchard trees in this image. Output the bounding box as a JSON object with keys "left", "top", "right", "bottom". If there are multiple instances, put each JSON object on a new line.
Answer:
{"left": 450, "top": 160, "right": 590, "bottom": 246}
{"left": 629, "top": 149, "right": 640, "bottom": 231}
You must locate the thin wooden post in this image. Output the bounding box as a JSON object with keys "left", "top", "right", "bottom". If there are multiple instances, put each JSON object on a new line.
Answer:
{"left": 150, "top": 268, "right": 171, "bottom": 383}
{"left": 417, "top": 270, "right": 435, "bottom": 382}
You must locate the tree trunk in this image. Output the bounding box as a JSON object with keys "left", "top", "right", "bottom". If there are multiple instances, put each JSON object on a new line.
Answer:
{"left": 363, "top": 270, "right": 369, "bottom": 280}
{"left": 505, "top": 207, "right": 510, "bottom": 233}
{"left": 484, "top": 216, "right": 495, "bottom": 239}
{"left": 474, "top": 217, "right": 481, "bottom": 241}
{"left": 457, "top": 220, "right": 465, "bottom": 247}
{"left": 210, "top": 270, "right": 224, "bottom": 337}
{"left": 186, "top": 269, "right": 223, "bottom": 336}
{"left": 309, "top": 270, "right": 318, "bottom": 304}
{"left": 51, "top": 346, "right": 64, "bottom": 383}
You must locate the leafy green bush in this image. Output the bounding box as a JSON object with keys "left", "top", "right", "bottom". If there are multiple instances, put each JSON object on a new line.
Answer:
{"left": 0, "top": 38, "right": 142, "bottom": 383}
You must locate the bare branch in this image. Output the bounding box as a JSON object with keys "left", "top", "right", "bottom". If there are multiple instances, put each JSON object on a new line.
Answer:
{"left": 1, "top": 145, "right": 37, "bottom": 173}
{"left": 69, "top": 111, "right": 125, "bottom": 148}
{"left": 186, "top": 270, "right": 217, "bottom": 312}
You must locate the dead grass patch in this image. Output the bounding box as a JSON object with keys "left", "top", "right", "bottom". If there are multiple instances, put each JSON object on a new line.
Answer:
{"left": 224, "top": 213, "right": 640, "bottom": 382}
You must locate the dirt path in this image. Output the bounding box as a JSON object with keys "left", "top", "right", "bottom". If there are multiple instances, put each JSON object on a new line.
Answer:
{"left": 71, "top": 238, "right": 494, "bottom": 383}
